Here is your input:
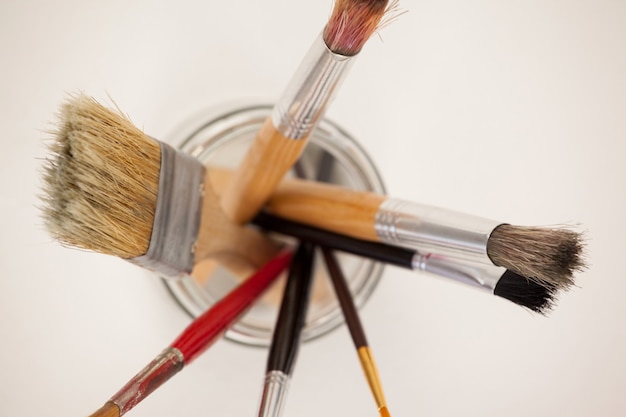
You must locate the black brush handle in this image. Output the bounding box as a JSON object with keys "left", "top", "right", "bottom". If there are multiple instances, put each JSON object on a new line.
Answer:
{"left": 266, "top": 241, "right": 316, "bottom": 375}
{"left": 322, "top": 247, "right": 368, "bottom": 348}
{"left": 254, "top": 211, "right": 415, "bottom": 269}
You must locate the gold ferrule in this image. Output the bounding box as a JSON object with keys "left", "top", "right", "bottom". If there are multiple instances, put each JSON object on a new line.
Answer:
{"left": 357, "top": 346, "right": 387, "bottom": 410}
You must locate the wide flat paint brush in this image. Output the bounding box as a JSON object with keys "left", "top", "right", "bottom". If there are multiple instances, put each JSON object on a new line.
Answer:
{"left": 41, "top": 94, "right": 278, "bottom": 279}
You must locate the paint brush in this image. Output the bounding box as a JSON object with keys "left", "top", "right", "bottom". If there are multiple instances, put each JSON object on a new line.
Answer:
{"left": 256, "top": 242, "right": 316, "bottom": 417}
{"left": 212, "top": 168, "right": 585, "bottom": 290}
{"left": 220, "top": 0, "right": 400, "bottom": 224}
{"left": 87, "top": 249, "right": 293, "bottom": 417}
{"left": 253, "top": 212, "right": 557, "bottom": 314}
{"left": 299, "top": 147, "right": 392, "bottom": 416}
{"left": 41, "top": 94, "right": 278, "bottom": 279}
{"left": 322, "top": 247, "right": 391, "bottom": 417}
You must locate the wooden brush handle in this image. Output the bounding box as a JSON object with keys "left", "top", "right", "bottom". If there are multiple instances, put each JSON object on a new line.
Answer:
{"left": 266, "top": 242, "right": 315, "bottom": 374}
{"left": 210, "top": 166, "right": 385, "bottom": 242}
{"left": 219, "top": 118, "right": 309, "bottom": 224}
{"left": 195, "top": 171, "right": 280, "bottom": 274}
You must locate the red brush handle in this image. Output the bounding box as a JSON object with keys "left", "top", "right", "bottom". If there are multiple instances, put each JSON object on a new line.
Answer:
{"left": 172, "top": 249, "right": 293, "bottom": 362}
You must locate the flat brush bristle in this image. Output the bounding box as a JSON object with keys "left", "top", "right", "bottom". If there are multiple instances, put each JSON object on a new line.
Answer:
{"left": 494, "top": 270, "right": 556, "bottom": 315}
{"left": 323, "top": 0, "right": 390, "bottom": 56}
{"left": 41, "top": 94, "right": 160, "bottom": 259}
{"left": 88, "top": 402, "right": 120, "bottom": 417}
{"left": 379, "top": 406, "right": 391, "bottom": 417}
{"left": 488, "top": 225, "right": 586, "bottom": 290}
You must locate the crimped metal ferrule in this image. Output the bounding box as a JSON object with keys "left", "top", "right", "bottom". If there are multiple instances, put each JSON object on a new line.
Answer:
{"left": 131, "top": 142, "right": 204, "bottom": 278}
{"left": 257, "top": 370, "right": 291, "bottom": 417}
{"left": 375, "top": 198, "right": 502, "bottom": 265}
{"left": 412, "top": 252, "right": 504, "bottom": 292}
{"left": 271, "top": 33, "right": 354, "bottom": 139}
{"left": 110, "top": 347, "right": 184, "bottom": 415}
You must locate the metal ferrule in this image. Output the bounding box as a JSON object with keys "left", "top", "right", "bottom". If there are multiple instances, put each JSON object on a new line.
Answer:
{"left": 412, "top": 252, "right": 505, "bottom": 292}
{"left": 256, "top": 370, "right": 291, "bottom": 417}
{"left": 130, "top": 142, "right": 204, "bottom": 278}
{"left": 375, "top": 198, "right": 502, "bottom": 265}
{"left": 271, "top": 33, "right": 354, "bottom": 139}
{"left": 110, "top": 347, "right": 184, "bottom": 415}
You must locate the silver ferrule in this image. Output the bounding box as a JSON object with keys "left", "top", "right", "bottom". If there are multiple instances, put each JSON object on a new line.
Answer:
{"left": 271, "top": 33, "right": 354, "bottom": 139}
{"left": 256, "top": 370, "right": 291, "bottom": 417}
{"left": 111, "top": 347, "right": 184, "bottom": 415}
{"left": 412, "top": 253, "right": 505, "bottom": 292}
{"left": 375, "top": 198, "right": 502, "bottom": 265}
{"left": 130, "top": 142, "right": 204, "bottom": 278}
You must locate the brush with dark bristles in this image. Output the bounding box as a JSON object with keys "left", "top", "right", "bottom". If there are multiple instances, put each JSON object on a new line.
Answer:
{"left": 253, "top": 212, "right": 558, "bottom": 314}
{"left": 41, "top": 94, "right": 279, "bottom": 279}
{"left": 242, "top": 173, "right": 586, "bottom": 290}
{"left": 220, "top": 0, "right": 400, "bottom": 224}
{"left": 87, "top": 249, "right": 293, "bottom": 417}
{"left": 256, "top": 242, "right": 315, "bottom": 417}
{"left": 322, "top": 247, "right": 391, "bottom": 417}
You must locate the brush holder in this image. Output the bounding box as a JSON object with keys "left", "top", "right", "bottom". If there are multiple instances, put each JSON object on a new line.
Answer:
{"left": 163, "top": 103, "right": 386, "bottom": 347}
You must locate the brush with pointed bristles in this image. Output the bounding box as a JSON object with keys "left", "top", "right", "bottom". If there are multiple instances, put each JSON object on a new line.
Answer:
{"left": 253, "top": 211, "right": 558, "bottom": 314}
{"left": 41, "top": 94, "right": 279, "bottom": 278}
{"left": 322, "top": 247, "right": 392, "bottom": 417}
{"left": 87, "top": 249, "right": 293, "bottom": 417}
{"left": 301, "top": 151, "right": 392, "bottom": 417}
{"left": 220, "top": 0, "right": 399, "bottom": 224}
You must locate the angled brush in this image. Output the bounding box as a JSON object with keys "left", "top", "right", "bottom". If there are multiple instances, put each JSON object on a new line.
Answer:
{"left": 254, "top": 212, "right": 557, "bottom": 314}
{"left": 256, "top": 242, "right": 316, "bottom": 417}
{"left": 220, "top": 0, "right": 399, "bottom": 224}
{"left": 87, "top": 249, "right": 293, "bottom": 417}
{"left": 41, "top": 94, "right": 278, "bottom": 279}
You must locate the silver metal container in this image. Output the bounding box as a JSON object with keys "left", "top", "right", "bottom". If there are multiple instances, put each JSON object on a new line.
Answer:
{"left": 163, "top": 103, "right": 386, "bottom": 346}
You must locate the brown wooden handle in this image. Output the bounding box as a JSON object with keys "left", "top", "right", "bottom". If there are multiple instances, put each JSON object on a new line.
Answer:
{"left": 209, "top": 166, "right": 385, "bottom": 242}
{"left": 219, "top": 118, "right": 309, "bottom": 224}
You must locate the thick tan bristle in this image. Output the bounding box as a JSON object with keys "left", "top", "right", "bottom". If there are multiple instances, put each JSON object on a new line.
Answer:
{"left": 42, "top": 94, "right": 160, "bottom": 259}
{"left": 323, "top": 0, "right": 390, "bottom": 56}
{"left": 88, "top": 402, "right": 120, "bottom": 417}
{"left": 488, "top": 225, "right": 586, "bottom": 289}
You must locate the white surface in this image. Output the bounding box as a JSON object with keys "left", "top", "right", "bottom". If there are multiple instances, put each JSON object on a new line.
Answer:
{"left": 1, "top": 0, "right": 625, "bottom": 416}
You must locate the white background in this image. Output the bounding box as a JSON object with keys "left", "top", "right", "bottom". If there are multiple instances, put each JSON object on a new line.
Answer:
{"left": 1, "top": 1, "right": 625, "bottom": 416}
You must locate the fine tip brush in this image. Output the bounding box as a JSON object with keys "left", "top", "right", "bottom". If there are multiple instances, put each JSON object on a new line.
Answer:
{"left": 253, "top": 212, "right": 558, "bottom": 315}
{"left": 246, "top": 174, "right": 586, "bottom": 290}
{"left": 220, "top": 0, "right": 400, "bottom": 224}
{"left": 41, "top": 94, "right": 279, "bottom": 279}
{"left": 256, "top": 242, "right": 316, "bottom": 417}
{"left": 322, "top": 247, "right": 391, "bottom": 417}
{"left": 303, "top": 141, "right": 392, "bottom": 416}
{"left": 87, "top": 249, "right": 293, "bottom": 417}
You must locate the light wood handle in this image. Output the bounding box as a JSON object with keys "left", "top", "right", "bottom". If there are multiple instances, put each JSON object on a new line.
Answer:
{"left": 209, "top": 167, "right": 385, "bottom": 242}
{"left": 219, "top": 118, "right": 309, "bottom": 224}
{"left": 196, "top": 170, "right": 280, "bottom": 275}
